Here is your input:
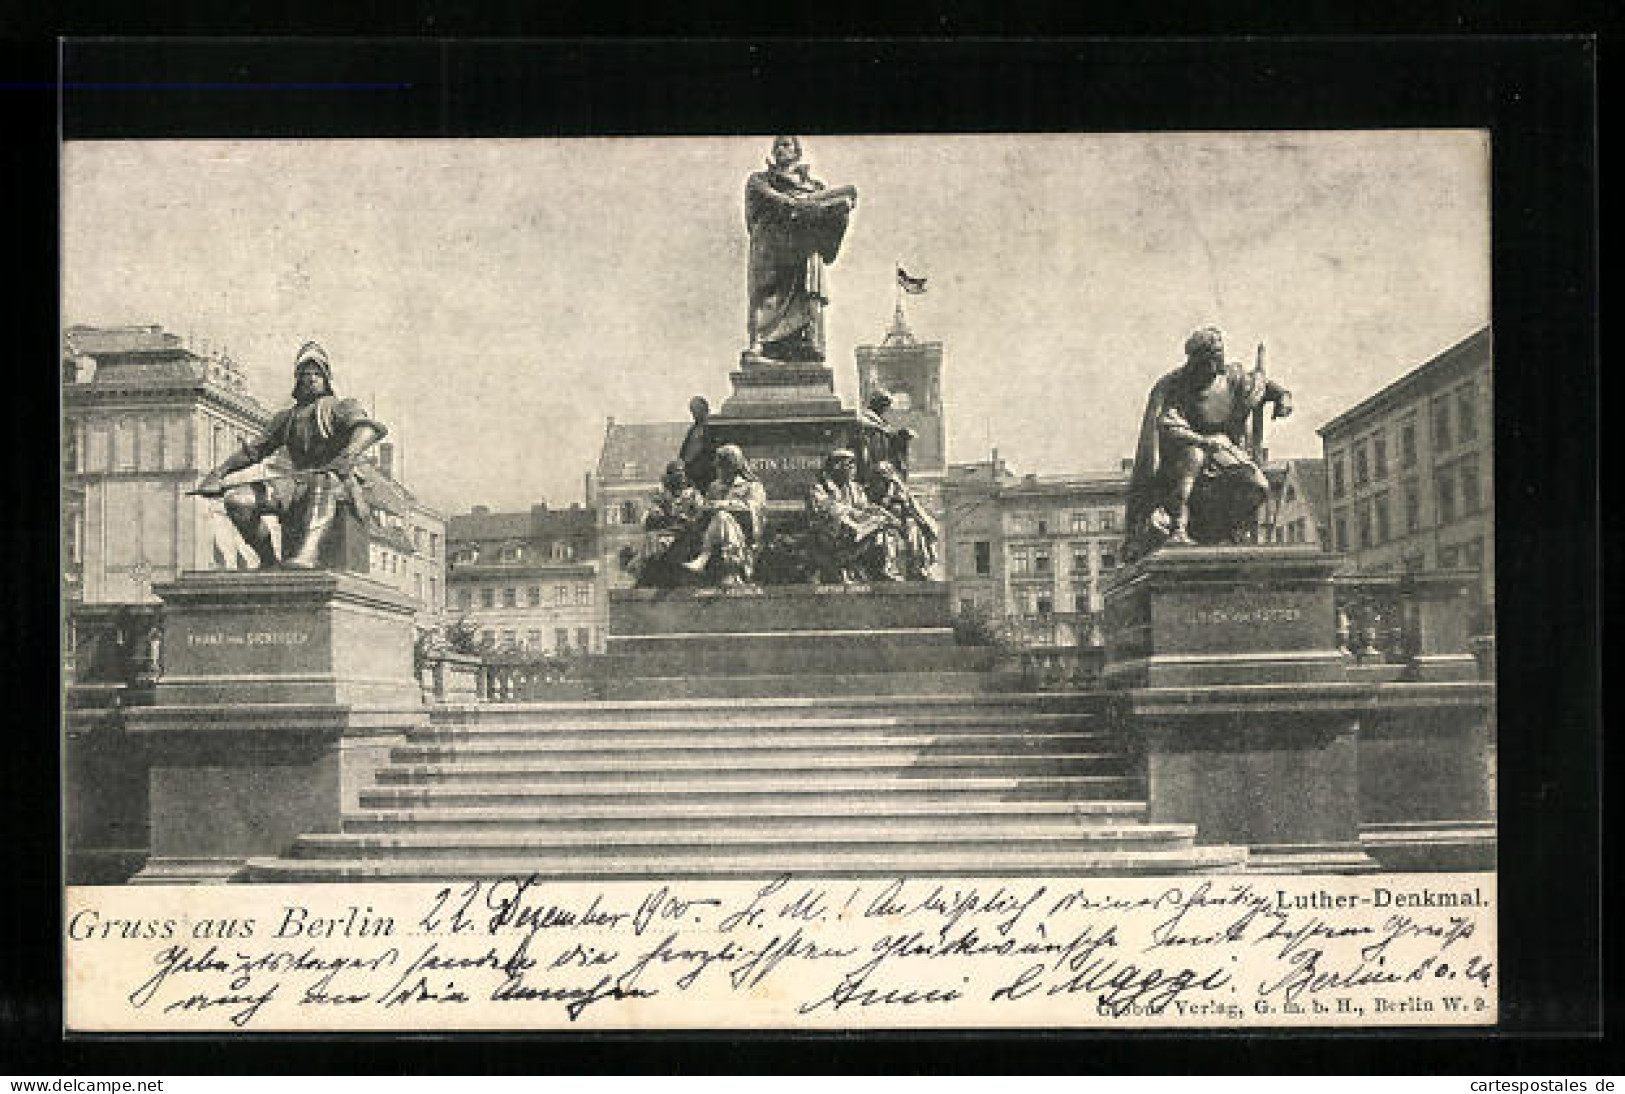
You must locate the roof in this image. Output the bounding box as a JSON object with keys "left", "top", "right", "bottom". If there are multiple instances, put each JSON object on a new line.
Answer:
{"left": 447, "top": 505, "right": 596, "bottom": 545}
{"left": 596, "top": 420, "right": 690, "bottom": 482}
{"left": 1285, "top": 458, "right": 1328, "bottom": 517}
{"left": 1319, "top": 326, "right": 1491, "bottom": 438}
{"left": 64, "top": 325, "right": 185, "bottom": 356}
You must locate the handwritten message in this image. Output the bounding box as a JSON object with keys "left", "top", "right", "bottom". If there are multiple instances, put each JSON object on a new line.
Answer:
{"left": 65, "top": 873, "right": 1496, "bottom": 1030}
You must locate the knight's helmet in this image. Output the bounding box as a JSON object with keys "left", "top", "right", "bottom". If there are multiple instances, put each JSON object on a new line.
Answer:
{"left": 291, "top": 341, "right": 333, "bottom": 399}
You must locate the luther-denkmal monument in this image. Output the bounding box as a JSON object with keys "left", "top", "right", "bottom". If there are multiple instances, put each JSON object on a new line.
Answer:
{"left": 92, "top": 136, "right": 1492, "bottom": 884}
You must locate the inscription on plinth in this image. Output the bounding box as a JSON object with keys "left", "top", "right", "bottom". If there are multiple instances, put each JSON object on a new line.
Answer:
{"left": 1103, "top": 547, "right": 1345, "bottom": 688}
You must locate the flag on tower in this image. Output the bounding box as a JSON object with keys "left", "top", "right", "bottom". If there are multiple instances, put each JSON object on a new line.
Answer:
{"left": 896, "top": 267, "right": 928, "bottom": 294}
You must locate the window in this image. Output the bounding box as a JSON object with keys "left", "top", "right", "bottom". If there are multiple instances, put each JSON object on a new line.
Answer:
{"left": 1432, "top": 396, "right": 1452, "bottom": 451}
{"left": 114, "top": 418, "right": 137, "bottom": 471}
{"left": 619, "top": 501, "right": 637, "bottom": 525}
{"left": 1283, "top": 485, "right": 1296, "bottom": 503}
{"left": 500, "top": 545, "right": 521, "bottom": 563}
{"left": 1069, "top": 512, "right": 1090, "bottom": 534}
{"left": 1100, "top": 510, "right": 1119, "bottom": 532}
{"left": 1464, "top": 537, "right": 1485, "bottom": 569}
{"left": 501, "top": 629, "right": 517, "bottom": 648}
{"left": 1072, "top": 549, "right": 1091, "bottom": 576}
{"left": 429, "top": 533, "right": 440, "bottom": 559}
{"left": 1036, "top": 519, "right": 1049, "bottom": 536}
{"left": 1010, "top": 547, "right": 1031, "bottom": 575}
{"left": 1460, "top": 454, "right": 1482, "bottom": 514}
{"left": 1073, "top": 591, "right": 1090, "bottom": 613}
{"left": 1331, "top": 456, "right": 1347, "bottom": 499}
{"left": 1400, "top": 418, "right": 1418, "bottom": 469}
{"left": 63, "top": 423, "right": 80, "bottom": 474}
{"left": 1457, "top": 384, "right": 1477, "bottom": 442}
{"left": 1402, "top": 552, "right": 1426, "bottom": 572}
{"left": 1099, "top": 551, "right": 1117, "bottom": 571}
{"left": 555, "top": 628, "right": 570, "bottom": 652}
{"left": 959, "top": 598, "right": 975, "bottom": 615}
{"left": 526, "top": 629, "right": 542, "bottom": 649}
{"left": 1403, "top": 481, "right": 1421, "bottom": 534}
{"left": 1333, "top": 513, "right": 1349, "bottom": 552}
{"left": 1437, "top": 469, "right": 1457, "bottom": 525}
{"left": 1374, "top": 492, "right": 1391, "bottom": 544}
{"left": 480, "top": 629, "right": 495, "bottom": 648}
{"left": 1439, "top": 544, "right": 1459, "bottom": 568}
{"left": 554, "top": 584, "right": 569, "bottom": 605}
{"left": 1373, "top": 435, "right": 1388, "bottom": 480}
{"left": 552, "top": 541, "right": 572, "bottom": 562}
{"left": 480, "top": 587, "right": 495, "bottom": 609}
{"left": 1036, "top": 596, "right": 1053, "bottom": 616}
{"left": 1357, "top": 503, "right": 1373, "bottom": 550}
{"left": 527, "top": 585, "right": 542, "bottom": 606}
{"left": 576, "top": 627, "right": 591, "bottom": 651}
{"left": 428, "top": 577, "right": 438, "bottom": 608}
{"left": 502, "top": 587, "right": 517, "bottom": 607}
{"left": 575, "top": 582, "right": 592, "bottom": 605}
{"left": 1034, "top": 549, "right": 1051, "bottom": 574}
{"left": 457, "top": 588, "right": 473, "bottom": 610}
{"left": 973, "top": 541, "right": 991, "bottom": 576}
{"left": 1353, "top": 443, "right": 1370, "bottom": 487}
{"left": 414, "top": 574, "right": 423, "bottom": 600}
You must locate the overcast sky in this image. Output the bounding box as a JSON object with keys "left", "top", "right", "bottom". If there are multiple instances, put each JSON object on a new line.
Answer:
{"left": 62, "top": 132, "right": 1489, "bottom": 514}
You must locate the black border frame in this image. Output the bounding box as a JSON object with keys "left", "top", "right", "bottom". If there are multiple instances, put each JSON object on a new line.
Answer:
{"left": 3, "top": 34, "right": 1606, "bottom": 1073}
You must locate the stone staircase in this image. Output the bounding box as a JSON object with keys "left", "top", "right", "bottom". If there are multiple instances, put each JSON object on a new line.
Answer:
{"left": 246, "top": 693, "right": 1247, "bottom": 880}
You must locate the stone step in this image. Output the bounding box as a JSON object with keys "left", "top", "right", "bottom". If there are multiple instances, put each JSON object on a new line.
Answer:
{"left": 246, "top": 844, "right": 1248, "bottom": 882}
{"left": 373, "top": 753, "right": 1130, "bottom": 784}
{"left": 389, "top": 732, "right": 1113, "bottom": 764}
{"left": 288, "top": 822, "right": 1205, "bottom": 861}
{"left": 596, "top": 634, "right": 973, "bottom": 677}
{"left": 341, "top": 799, "right": 1151, "bottom": 833}
{"left": 429, "top": 693, "right": 1103, "bottom": 728}
{"left": 358, "top": 774, "right": 1144, "bottom": 809}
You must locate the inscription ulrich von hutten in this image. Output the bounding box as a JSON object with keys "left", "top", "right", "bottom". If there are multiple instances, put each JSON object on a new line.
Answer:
{"left": 64, "top": 873, "right": 1496, "bottom": 1030}
{"left": 186, "top": 629, "right": 312, "bottom": 648}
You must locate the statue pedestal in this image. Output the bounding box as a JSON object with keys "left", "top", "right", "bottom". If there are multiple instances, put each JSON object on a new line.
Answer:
{"left": 720, "top": 351, "right": 844, "bottom": 417}
{"left": 1357, "top": 681, "right": 1496, "bottom": 870}
{"left": 125, "top": 570, "right": 426, "bottom": 883}
{"left": 1103, "top": 546, "right": 1378, "bottom": 872}
{"left": 606, "top": 582, "right": 983, "bottom": 678}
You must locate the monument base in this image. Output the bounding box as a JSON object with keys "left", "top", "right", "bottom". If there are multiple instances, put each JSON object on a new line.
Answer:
{"left": 1104, "top": 546, "right": 1379, "bottom": 872}
{"left": 1357, "top": 680, "right": 1497, "bottom": 871}
{"left": 125, "top": 570, "right": 426, "bottom": 883}
{"left": 605, "top": 582, "right": 986, "bottom": 682}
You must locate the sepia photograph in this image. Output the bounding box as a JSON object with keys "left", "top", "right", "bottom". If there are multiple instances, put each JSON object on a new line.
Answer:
{"left": 59, "top": 124, "right": 1504, "bottom": 1031}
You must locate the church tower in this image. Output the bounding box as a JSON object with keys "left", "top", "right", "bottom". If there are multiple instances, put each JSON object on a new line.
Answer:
{"left": 854, "top": 300, "right": 946, "bottom": 473}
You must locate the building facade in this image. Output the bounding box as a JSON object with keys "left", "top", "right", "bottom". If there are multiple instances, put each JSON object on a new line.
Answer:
{"left": 1318, "top": 326, "right": 1493, "bottom": 613}
{"left": 939, "top": 455, "right": 1131, "bottom": 648}
{"left": 1263, "top": 457, "right": 1329, "bottom": 548}
{"left": 364, "top": 443, "right": 448, "bottom": 624}
{"left": 445, "top": 504, "right": 603, "bottom": 653}
{"left": 64, "top": 325, "right": 272, "bottom": 605}
{"left": 591, "top": 419, "right": 693, "bottom": 591}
